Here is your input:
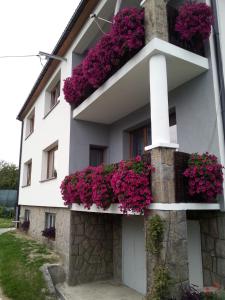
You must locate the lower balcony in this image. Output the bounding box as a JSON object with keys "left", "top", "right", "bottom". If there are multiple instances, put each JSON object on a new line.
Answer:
{"left": 66, "top": 150, "right": 221, "bottom": 215}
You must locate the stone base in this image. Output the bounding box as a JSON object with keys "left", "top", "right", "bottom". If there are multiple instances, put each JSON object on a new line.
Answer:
{"left": 20, "top": 205, "right": 71, "bottom": 276}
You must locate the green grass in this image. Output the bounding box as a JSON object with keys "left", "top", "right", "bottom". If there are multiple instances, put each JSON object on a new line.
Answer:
{"left": 0, "top": 217, "right": 13, "bottom": 228}
{"left": 0, "top": 231, "right": 58, "bottom": 300}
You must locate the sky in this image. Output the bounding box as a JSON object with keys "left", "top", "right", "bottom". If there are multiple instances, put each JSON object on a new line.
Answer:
{"left": 0, "top": 0, "right": 80, "bottom": 165}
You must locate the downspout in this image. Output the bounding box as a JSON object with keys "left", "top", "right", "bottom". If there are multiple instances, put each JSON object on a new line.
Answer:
{"left": 207, "top": 0, "right": 225, "bottom": 209}
{"left": 211, "top": 0, "right": 225, "bottom": 140}
{"left": 16, "top": 120, "right": 24, "bottom": 227}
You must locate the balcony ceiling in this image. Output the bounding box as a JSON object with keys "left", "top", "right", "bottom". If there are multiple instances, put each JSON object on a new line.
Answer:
{"left": 73, "top": 38, "right": 209, "bottom": 125}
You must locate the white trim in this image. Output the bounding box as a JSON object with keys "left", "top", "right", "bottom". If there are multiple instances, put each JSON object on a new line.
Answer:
{"left": 145, "top": 142, "right": 179, "bottom": 151}
{"left": 71, "top": 202, "right": 220, "bottom": 215}
{"left": 140, "top": 0, "right": 146, "bottom": 7}
{"left": 206, "top": 0, "right": 225, "bottom": 210}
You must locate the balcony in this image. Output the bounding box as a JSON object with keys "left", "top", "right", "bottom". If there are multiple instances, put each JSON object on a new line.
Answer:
{"left": 72, "top": 38, "right": 208, "bottom": 125}
{"left": 68, "top": 151, "right": 221, "bottom": 215}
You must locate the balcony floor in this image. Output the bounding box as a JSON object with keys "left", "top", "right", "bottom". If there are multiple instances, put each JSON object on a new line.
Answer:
{"left": 56, "top": 281, "right": 143, "bottom": 300}
{"left": 73, "top": 38, "right": 209, "bottom": 125}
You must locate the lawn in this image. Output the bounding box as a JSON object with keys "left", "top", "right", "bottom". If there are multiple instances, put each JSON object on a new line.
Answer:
{"left": 0, "top": 217, "right": 13, "bottom": 228}
{"left": 0, "top": 231, "right": 59, "bottom": 300}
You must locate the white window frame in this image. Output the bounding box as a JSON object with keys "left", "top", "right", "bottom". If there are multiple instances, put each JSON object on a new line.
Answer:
{"left": 41, "top": 141, "right": 58, "bottom": 181}
{"left": 45, "top": 213, "right": 56, "bottom": 229}
{"left": 25, "top": 109, "right": 35, "bottom": 138}
{"left": 22, "top": 159, "right": 32, "bottom": 187}
{"left": 44, "top": 71, "right": 61, "bottom": 116}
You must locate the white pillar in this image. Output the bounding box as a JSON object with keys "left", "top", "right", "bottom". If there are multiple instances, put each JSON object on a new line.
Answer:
{"left": 145, "top": 54, "right": 179, "bottom": 150}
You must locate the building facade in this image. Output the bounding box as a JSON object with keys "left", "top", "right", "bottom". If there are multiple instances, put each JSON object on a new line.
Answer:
{"left": 17, "top": 0, "right": 225, "bottom": 298}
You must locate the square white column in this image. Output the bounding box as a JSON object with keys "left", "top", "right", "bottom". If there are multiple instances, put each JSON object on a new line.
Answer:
{"left": 145, "top": 54, "right": 179, "bottom": 151}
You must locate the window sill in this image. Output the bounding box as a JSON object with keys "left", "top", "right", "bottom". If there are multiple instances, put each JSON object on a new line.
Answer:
{"left": 21, "top": 184, "right": 31, "bottom": 188}
{"left": 43, "top": 100, "right": 60, "bottom": 119}
{"left": 25, "top": 131, "right": 34, "bottom": 141}
{"left": 39, "top": 177, "right": 57, "bottom": 183}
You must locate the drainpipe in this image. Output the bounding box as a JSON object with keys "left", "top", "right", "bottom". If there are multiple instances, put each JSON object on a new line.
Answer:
{"left": 207, "top": 0, "right": 225, "bottom": 210}
{"left": 16, "top": 120, "right": 24, "bottom": 228}
{"left": 211, "top": 0, "right": 225, "bottom": 141}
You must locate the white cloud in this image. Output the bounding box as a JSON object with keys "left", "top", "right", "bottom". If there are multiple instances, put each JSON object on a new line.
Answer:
{"left": 0, "top": 0, "right": 80, "bottom": 164}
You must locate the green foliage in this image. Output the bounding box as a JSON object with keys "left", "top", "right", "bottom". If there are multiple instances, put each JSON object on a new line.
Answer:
{"left": 0, "top": 206, "right": 15, "bottom": 219}
{"left": 0, "top": 217, "right": 13, "bottom": 228}
{"left": 0, "top": 160, "right": 19, "bottom": 189}
{"left": 0, "top": 231, "right": 58, "bottom": 300}
{"left": 150, "top": 266, "right": 171, "bottom": 300}
{"left": 146, "top": 215, "right": 164, "bottom": 254}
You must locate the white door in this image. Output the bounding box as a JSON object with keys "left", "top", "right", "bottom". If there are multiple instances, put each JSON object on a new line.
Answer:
{"left": 122, "top": 216, "right": 146, "bottom": 295}
{"left": 187, "top": 220, "right": 203, "bottom": 288}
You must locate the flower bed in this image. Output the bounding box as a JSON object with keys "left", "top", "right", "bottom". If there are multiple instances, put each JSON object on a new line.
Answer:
{"left": 63, "top": 7, "right": 144, "bottom": 106}
{"left": 60, "top": 156, "right": 153, "bottom": 214}
{"left": 183, "top": 153, "right": 224, "bottom": 202}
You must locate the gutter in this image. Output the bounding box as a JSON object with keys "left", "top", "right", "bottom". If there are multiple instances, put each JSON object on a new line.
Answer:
{"left": 16, "top": 121, "right": 24, "bottom": 227}
{"left": 211, "top": 0, "right": 225, "bottom": 141}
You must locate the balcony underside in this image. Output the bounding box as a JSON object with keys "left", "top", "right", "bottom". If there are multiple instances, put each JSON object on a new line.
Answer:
{"left": 73, "top": 38, "right": 209, "bottom": 125}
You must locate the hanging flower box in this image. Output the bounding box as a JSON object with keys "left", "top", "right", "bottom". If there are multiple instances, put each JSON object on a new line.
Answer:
{"left": 60, "top": 156, "right": 153, "bottom": 215}
{"left": 175, "top": 2, "right": 214, "bottom": 52}
{"left": 183, "top": 152, "right": 224, "bottom": 203}
{"left": 63, "top": 7, "right": 144, "bottom": 106}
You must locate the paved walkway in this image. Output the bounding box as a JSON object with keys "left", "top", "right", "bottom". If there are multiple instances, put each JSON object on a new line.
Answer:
{"left": 57, "top": 280, "right": 144, "bottom": 300}
{"left": 0, "top": 228, "right": 14, "bottom": 235}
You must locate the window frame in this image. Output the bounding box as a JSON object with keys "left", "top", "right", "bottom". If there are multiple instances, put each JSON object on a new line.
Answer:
{"left": 45, "top": 213, "right": 56, "bottom": 229}
{"left": 22, "top": 159, "right": 32, "bottom": 187}
{"left": 25, "top": 109, "right": 35, "bottom": 139}
{"left": 89, "top": 145, "right": 106, "bottom": 167}
{"left": 24, "top": 209, "right": 30, "bottom": 221}
{"left": 44, "top": 72, "right": 61, "bottom": 118}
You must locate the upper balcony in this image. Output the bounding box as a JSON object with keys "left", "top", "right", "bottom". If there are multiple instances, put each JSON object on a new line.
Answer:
{"left": 72, "top": 37, "right": 208, "bottom": 125}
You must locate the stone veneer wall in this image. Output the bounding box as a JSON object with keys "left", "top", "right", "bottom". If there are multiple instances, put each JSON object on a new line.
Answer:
{"left": 151, "top": 148, "right": 176, "bottom": 203}
{"left": 68, "top": 212, "right": 122, "bottom": 285}
{"left": 144, "top": 0, "right": 169, "bottom": 43}
{"left": 145, "top": 210, "right": 189, "bottom": 299}
{"left": 197, "top": 211, "right": 225, "bottom": 287}
{"left": 20, "top": 205, "right": 71, "bottom": 275}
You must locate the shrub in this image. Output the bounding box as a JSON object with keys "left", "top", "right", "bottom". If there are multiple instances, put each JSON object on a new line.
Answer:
{"left": 42, "top": 227, "right": 55, "bottom": 239}
{"left": 175, "top": 2, "right": 214, "bottom": 42}
{"left": 183, "top": 153, "right": 224, "bottom": 202}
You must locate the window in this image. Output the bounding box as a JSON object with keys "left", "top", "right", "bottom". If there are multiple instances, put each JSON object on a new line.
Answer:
{"left": 45, "top": 213, "right": 56, "bottom": 229}
{"left": 89, "top": 146, "right": 105, "bottom": 166}
{"left": 129, "top": 110, "right": 177, "bottom": 158}
{"left": 130, "top": 125, "right": 151, "bottom": 158}
{"left": 44, "top": 72, "right": 61, "bottom": 116}
{"left": 24, "top": 209, "right": 30, "bottom": 221}
{"left": 50, "top": 81, "right": 60, "bottom": 109}
{"left": 23, "top": 160, "right": 32, "bottom": 186}
{"left": 25, "top": 109, "right": 35, "bottom": 138}
{"left": 169, "top": 108, "right": 178, "bottom": 144}
{"left": 41, "top": 142, "right": 58, "bottom": 181}
{"left": 47, "top": 146, "right": 58, "bottom": 179}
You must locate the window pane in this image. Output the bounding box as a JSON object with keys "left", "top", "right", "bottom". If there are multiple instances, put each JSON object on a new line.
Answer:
{"left": 90, "top": 147, "right": 104, "bottom": 166}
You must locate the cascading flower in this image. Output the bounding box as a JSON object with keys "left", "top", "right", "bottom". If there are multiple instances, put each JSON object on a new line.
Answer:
{"left": 183, "top": 152, "right": 224, "bottom": 202}
{"left": 111, "top": 156, "right": 153, "bottom": 214}
{"left": 63, "top": 7, "right": 144, "bottom": 104}
{"left": 60, "top": 156, "right": 153, "bottom": 214}
{"left": 63, "top": 64, "right": 93, "bottom": 105}
{"left": 175, "top": 2, "right": 214, "bottom": 42}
